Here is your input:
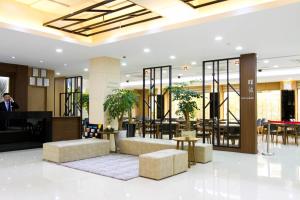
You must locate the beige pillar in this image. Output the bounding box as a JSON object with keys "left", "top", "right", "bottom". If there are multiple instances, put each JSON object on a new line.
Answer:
{"left": 89, "top": 57, "right": 120, "bottom": 128}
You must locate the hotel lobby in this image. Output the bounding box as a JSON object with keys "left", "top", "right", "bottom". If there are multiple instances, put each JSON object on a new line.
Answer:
{"left": 1, "top": 0, "right": 300, "bottom": 199}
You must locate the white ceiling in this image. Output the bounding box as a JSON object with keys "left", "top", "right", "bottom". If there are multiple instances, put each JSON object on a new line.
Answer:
{"left": 1, "top": 1, "right": 300, "bottom": 85}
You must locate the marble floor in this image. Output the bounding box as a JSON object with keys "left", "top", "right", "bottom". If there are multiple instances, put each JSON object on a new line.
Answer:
{"left": 0, "top": 141, "right": 300, "bottom": 200}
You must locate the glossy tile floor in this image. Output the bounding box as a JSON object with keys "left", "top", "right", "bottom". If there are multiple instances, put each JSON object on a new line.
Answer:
{"left": 1, "top": 140, "right": 300, "bottom": 200}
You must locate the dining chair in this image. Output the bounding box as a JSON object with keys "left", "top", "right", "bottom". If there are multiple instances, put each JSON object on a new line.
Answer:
{"left": 286, "top": 125, "right": 299, "bottom": 145}
{"left": 195, "top": 125, "right": 212, "bottom": 144}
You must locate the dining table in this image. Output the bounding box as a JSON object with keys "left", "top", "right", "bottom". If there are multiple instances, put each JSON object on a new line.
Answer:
{"left": 268, "top": 120, "right": 300, "bottom": 144}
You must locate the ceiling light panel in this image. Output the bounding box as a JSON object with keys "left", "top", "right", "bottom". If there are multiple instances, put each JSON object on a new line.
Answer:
{"left": 44, "top": 0, "right": 162, "bottom": 37}
{"left": 181, "top": 0, "right": 228, "bottom": 9}
{"left": 31, "top": 0, "right": 69, "bottom": 14}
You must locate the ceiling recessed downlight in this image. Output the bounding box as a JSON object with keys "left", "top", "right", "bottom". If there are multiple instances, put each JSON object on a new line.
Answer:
{"left": 56, "top": 72, "right": 61, "bottom": 76}
{"left": 273, "top": 65, "right": 279, "bottom": 68}
{"left": 207, "top": 65, "right": 212, "bottom": 69}
{"left": 56, "top": 48, "right": 63, "bottom": 53}
{"left": 169, "top": 55, "right": 176, "bottom": 60}
{"left": 235, "top": 46, "right": 243, "bottom": 51}
{"left": 121, "top": 62, "right": 127, "bottom": 66}
{"left": 40, "top": 60, "right": 44, "bottom": 63}
{"left": 84, "top": 68, "right": 89, "bottom": 72}
{"left": 214, "top": 36, "right": 223, "bottom": 41}
{"left": 64, "top": 64, "right": 68, "bottom": 66}
{"left": 11, "top": 56, "right": 15, "bottom": 59}
{"left": 143, "top": 48, "right": 150, "bottom": 53}
{"left": 263, "top": 60, "right": 270, "bottom": 64}
{"left": 125, "top": 74, "right": 130, "bottom": 78}
{"left": 191, "top": 61, "right": 197, "bottom": 65}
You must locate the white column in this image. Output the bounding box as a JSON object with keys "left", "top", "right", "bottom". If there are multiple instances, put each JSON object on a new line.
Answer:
{"left": 89, "top": 57, "right": 120, "bottom": 129}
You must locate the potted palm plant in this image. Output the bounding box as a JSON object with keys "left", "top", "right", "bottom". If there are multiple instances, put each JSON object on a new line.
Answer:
{"left": 103, "top": 89, "right": 138, "bottom": 135}
{"left": 169, "top": 85, "right": 200, "bottom": 130}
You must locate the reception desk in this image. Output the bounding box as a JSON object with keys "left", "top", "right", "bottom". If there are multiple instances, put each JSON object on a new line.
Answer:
{"left": 0, "top": 112, "right": 81, "bottom": 152}
{"left": 0, "top": 111, "right": 52, "bottom": 152}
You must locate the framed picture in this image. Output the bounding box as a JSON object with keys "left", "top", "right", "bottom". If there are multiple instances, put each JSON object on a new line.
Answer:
{"left": 32, "top": 68, "right": 39, "bottom": 77}
{"left": 43, "top": 78, "right": 49, "bottom": 87}
{"left": 40, "top": 69, "right": 47, "bottom": 77}
{"left": 37, "top": 78, "right": 43, "bottom": 86}
{"left": 29, "top": 77, "right": 36, "bottom": 86}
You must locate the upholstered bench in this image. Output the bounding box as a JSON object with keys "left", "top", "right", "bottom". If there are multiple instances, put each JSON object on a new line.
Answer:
{"left": 43, "top": 138, "right": 110, "bottom": 163}
{"left": 119, "top": 137, "right": 212, "bottom": 163}
{"left": 139, "top": 149, "right": 188, "bottom": 180}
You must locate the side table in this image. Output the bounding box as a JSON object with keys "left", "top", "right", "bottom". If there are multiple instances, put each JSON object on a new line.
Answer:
{"left": 173, "top": 137, "right": 199, "bottom": 168}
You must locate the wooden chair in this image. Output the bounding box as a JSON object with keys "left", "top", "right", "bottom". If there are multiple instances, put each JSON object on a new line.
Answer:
{"left": 263, "top": 124, "right": 284, "bottom": 144}
{"left": 286, "top": 125, "right": 299, "bottom": 145}
{"left": 195, "top": 125, "right": 212, "bottom": 144}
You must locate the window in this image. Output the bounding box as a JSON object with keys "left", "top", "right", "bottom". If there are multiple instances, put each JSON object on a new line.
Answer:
{"left": 257, "top": 90, "right": 281, "bottom": 120}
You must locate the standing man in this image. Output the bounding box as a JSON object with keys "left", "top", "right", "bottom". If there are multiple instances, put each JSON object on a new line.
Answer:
{"left": 0, "top": 93, "right": 19, "bottom": 112}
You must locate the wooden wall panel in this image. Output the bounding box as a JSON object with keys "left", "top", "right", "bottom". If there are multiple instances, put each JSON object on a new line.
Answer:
{"left": 240, "top": 53, "right": 257, "bottom": 154}
{"left": 27, "top": 86, "right": 46, "bottom": 111}
{"left": 52, "top": 117, "right": 81, "bottom": 141}
{"left": 54, "top": 77, "right": 65, "bottom": 117}
{"left": 27, "top": 68, "right": 55, "bottom": 112}
{"left": 46, "top": 70, "right": 55, "bottom": 112}
{"left": 257, "top": 82, "right": 280, "bottom": 91}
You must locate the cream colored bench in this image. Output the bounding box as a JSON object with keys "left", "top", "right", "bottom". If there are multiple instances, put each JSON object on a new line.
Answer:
{"left": 119, "top": 137, "right": 212, "bottom": 163}
{"left": 43, "top": 139, "right": 110, "bottom": 163}
{"left": 139, "top": 149, "right": 188, "bottom": 180}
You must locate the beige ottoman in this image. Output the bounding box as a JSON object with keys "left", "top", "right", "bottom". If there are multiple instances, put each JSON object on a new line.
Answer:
{"left": 157, "top": 149, "right": 188, "bottom": 174}
{"left": 43, "top": 138, "right": 110, "bottom": 163}
{"left": 194, "top": 143, "right": 213, "bottom": 163}
{"left": 139, "top": 151, "right": 174, "bottom": 180}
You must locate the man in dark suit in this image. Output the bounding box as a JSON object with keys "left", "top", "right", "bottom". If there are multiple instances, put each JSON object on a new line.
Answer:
{"left": 0, "top": 93, "right": 19, "bottom": 130}
{"left": 0, "top": 93, "right": 19, "bottom": 112}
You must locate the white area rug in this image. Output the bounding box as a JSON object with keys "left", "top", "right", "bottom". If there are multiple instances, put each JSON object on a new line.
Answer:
{"left": 61, "top": 154, "right": 139, "bottom": 181}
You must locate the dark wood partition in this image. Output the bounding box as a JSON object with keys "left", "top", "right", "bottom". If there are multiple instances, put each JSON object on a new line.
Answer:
{"left": 240, "top": 53, "right": 257, "bottom": 154}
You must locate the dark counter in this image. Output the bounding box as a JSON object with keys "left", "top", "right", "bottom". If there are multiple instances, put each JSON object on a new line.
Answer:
{"left": 0, "top": 111, "right": 52, "bottom": 152}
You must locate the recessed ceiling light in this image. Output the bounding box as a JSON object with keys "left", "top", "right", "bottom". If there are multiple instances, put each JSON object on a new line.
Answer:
{"left": 273, "top": 65, "right": 279, "bottom": 68}
{"left": 84, "top": 68, "right": 88, "bottom": 72}
{"left": 169, "top": 55, "right": 176, "bottom": 60}
{"left": 121, "top": 62, "right": 127, "bottom": 66}
{"left": 11, "top": 56, "right": 15, "bottom": 59}
{"left": 215, "top": 36, "right": 223, "bottom": 41}
{"left": 207, "top": 65, "right": 212, "bottom": 69}
{"left": 235, "top": 46, "right": 243, "bottom": 51}
{"left": 40, "top": 60, "right": 44, "bottom": 63}
{"left": 143, "top": 48, "right": 151, "bottom": 53}
{"left": 56, "top": 48, "right": 63, "bottom": 53}
{"left": 125, "top": 74, "right": 130, "bottom": 78}
{"left": 263, "top": 60, "right": 269, "bottom": 64}
{"left": 56, "top": 72, "right": 61, "bottom": 76}
{"left": 64, "top": 64, "right": 67, "bottom": 66}
{"left": 191, "top": 61, "right": 197, "bottom": 65}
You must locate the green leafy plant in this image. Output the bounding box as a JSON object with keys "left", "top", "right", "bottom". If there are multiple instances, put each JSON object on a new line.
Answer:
{"left": 82, "top": 93, "right": 89, "bottom": 115}
{"left": 169, "top": 85, "right": 201, "bottom": 130}
{"left": 103, "top": 89, "right": 138, "bottom": 130}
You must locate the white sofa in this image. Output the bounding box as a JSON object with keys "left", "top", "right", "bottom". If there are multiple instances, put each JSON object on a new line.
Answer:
{"left": 119, "top": 137, "right": 212, "bottom": 163}
{"left": 43, "top": 138, "right": 110, "bottom": 163}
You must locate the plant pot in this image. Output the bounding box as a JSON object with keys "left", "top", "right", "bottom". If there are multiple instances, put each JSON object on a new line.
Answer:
{"left": 126, "top": 123, "right": 136, "bottom": 137}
